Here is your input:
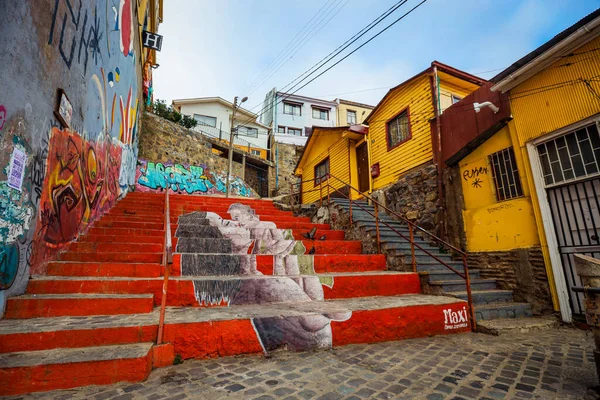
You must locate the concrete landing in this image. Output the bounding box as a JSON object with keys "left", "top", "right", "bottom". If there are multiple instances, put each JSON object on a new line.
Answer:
{"left": 477, "top": 316, "right": 559, "bottom": 335}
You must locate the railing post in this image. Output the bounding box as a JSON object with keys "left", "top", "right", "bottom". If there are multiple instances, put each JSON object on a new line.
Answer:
{"left": 319, "top": 179, "right": 323, "bottom": 208}
{"left": 326, "top": 175, "right": 330, "bottom": 204}
{"left": 374, "top": 202, "right": 381, "bottom": 254}
{"left": 463, "top": 254, "right": 476, "bottom": 331}
{"left": 157, "top": 187, "right": 172, "bottom": 345}
{"left": 409, "top": 224, "right": 416, "bottom": 273}
{"left": 289, "top": 182, "right": 295, "bottom": 211}
{"left": 349, "top": 192, "right": 353, "bottom": 226}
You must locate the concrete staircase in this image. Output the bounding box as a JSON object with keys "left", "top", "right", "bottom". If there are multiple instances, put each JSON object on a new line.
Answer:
{"left": 330, "top": 198, "right": 533, "bottom": 322}
{"left": 0, "top": 193, "right": 470, "bottom": 396}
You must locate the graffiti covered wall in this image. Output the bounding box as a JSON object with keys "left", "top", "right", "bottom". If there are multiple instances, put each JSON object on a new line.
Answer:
{"left": 136, "top": 159, "right": 259, "bottom": 198}
{"left": 0, "top": 0, "right": 155, "bottom": 316}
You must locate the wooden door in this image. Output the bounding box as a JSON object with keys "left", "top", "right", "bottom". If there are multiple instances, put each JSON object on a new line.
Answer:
{"left": 356, "top": 143, "right": 369, "bottom": 193}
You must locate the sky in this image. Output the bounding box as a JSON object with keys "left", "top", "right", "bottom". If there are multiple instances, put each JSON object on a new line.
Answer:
{"left": 153, "top": 0, "right": 600, "bottom": 116}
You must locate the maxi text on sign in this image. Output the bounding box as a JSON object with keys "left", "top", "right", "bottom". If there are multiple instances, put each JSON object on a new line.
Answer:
{"left": 142, "top": 31, "right": 163, "bottom": 52}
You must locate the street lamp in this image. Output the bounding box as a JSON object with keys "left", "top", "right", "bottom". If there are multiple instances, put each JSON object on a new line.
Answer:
{"left": 226, "top": 96, "right": 248, "bottom": 198}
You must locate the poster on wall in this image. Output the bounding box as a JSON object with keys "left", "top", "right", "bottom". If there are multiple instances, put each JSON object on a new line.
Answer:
{"left": 7, "top": 147, "right": 26, "bottom": 191}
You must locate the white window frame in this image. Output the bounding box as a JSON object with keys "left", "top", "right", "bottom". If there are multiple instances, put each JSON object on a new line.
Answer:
{"left": 193, "top": 114, "right": 217, "bottom": 127}
{"left": 312, "top": 107, "right": 329, "bottom": 121}
{"left": 283, "top": 102, "right": 301, "bottom": 116}
{"left": 347, "top": 110, "right": 357, "bottom": 125}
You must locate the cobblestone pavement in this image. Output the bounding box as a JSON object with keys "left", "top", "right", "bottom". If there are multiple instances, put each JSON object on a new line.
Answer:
{"left": 13, "top": 326, "right": 599, "bottom": 400}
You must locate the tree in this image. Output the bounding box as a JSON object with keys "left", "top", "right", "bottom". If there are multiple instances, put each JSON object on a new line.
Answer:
{"left": 150, "top": 99, "right": 198, "bottom": 129}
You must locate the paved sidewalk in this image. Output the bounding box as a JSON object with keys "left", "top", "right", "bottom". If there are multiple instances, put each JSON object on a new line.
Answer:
{"left": 14, "top": 325, "right": 598, "bottom": 400}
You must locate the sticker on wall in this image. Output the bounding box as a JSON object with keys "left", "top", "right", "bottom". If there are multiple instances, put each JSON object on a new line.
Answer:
{"left": 7, "top": 147, "right": 26, "bottom": 191}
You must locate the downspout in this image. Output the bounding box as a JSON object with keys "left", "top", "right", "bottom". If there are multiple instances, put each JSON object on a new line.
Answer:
{"left": 432, "top": 65, "right": 443, "bottom": 202}
{"left": 274, "top": 93, "right": 279, "bottom": 190}
{"left": 432, "top": 65, "right": 445, "bottom": 237}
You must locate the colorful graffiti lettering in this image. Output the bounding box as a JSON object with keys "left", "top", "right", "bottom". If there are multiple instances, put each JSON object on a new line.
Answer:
{"left": 136, "top": 159, "right": 257, "bottom": 198}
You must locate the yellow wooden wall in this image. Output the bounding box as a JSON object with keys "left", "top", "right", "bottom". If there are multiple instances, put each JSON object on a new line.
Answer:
{"left": 459, "top": 125, "right": 540, "bottom": 252}
{"left": 368, "top": 75, "right": 435, "bottom": 191}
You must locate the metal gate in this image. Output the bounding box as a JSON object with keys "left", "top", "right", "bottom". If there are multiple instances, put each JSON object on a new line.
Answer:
{"left": 547, "top": 177, "right": 600, "bottom": 315}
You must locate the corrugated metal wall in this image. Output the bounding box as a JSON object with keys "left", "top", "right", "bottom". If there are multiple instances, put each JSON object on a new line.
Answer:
{"left": 511, "top": 36, "right": 600, "bottom": 145}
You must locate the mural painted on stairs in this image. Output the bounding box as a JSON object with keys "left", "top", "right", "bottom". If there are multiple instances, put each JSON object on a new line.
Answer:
{"left": 175, "top": 204, "right": 351, "bottom": 352}
{"left": 136, "top": 159, "right": 258, "bottom": 198}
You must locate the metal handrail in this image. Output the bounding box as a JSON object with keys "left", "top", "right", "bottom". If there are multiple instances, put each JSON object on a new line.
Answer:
{"left": 291, "top": 174, "right": 476, "bottom": 330}
{"left": 157, "top": 187, "right": 173, "bottom": 344}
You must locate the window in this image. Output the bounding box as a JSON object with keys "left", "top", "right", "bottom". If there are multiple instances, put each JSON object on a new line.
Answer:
{"left": 347, "top": 110, "right": 357, "bottom": 125}
{"left": 277, "top": 126, "right": 286, "bottom": 134}
{"left": 537, "top": 123, "right": 600, "bottom": 186}
{"left": 288, "top": 128, "right": 302, "bottom": 136}
{"left": 489, "top": 147, "right": 524, "bottom": 201}
{"left": 283, "top": 102, "right": 301, "bottom": 116}
{"left": 193, "top": 114, "right": 217, "bottom": 127}
{"left": 386, "top": 108, "right": 411, "bottom": 149}
{"left": 251, "top": 150, "right": 261, "bottom": 156}
{"left": 451, "top": 95, "right": 462, "bottom": 104}
{"left": 314, "top": 158, "right": 330, "bottom": 186}
{"left": 312, "top": 107, "right": 329, "bottom": 120}
{"left": 238, "top": 126, "right": 258, "bottom": 137}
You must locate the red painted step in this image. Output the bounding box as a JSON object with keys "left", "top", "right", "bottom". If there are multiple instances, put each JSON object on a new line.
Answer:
{"left": 26, "top": 273, "right": 419, "bottom": 305}
{"left": 4, "top": 294, "right": 155, "bottom": 318}
{"left": 0, "top": 343, "right": 154, "bottom": 396}
{"left": 47, "top": 262, "right": 162, "bottom": 277}
{"left": 68, "top": 242, "right": 164, "bottom": 253}
{"left": 58, "top": 252, "right": 163, "bottom": 263}
{"left": 0, "top": 315, "right": 158, "bottom": 353}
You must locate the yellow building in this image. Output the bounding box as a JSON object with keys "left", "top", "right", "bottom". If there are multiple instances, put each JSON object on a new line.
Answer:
{"left": 335, "top": 99, "right": 374, "bottom": 126}
{"left": 491, "top": 9, "right": 600, "bottom": 322}
{"left": 365, "top": 61, "right": 485, "bottom": 193}
{"left": 458, "top": 124, "right": 540, "bottom": 253}
{"left": 295, "top": 126, "right": 368, "bottom": 204}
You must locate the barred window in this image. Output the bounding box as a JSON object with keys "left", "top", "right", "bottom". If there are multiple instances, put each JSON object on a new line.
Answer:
{"left": 537, "top": 123, "right": 600, "bottom": 186}
{"left": 386, "top": 109, "right": 411, "bottom": 149}
{"left": 489, "top": 147, "right": 524, "bottom": 201}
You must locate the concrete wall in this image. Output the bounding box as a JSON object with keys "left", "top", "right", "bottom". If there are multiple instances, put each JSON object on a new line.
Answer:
{"left": 0, "top": 0, "right": 146, "bottom": 316}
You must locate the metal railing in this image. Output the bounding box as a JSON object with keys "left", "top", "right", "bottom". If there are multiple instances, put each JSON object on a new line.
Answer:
{"left": 157, "top": 187, "right": 173, "bottom": 344}
{"left": 193, "top": 122, "right": 269, "bottom": 156}
{"left": 290, "top": 174, "right": 476, "bottom": 331}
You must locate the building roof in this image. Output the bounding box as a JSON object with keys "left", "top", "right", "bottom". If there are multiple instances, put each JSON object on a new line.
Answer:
{"left": 364, "top": 61, "right": 486, "bottom": 124}
{"left": 335, "top": 99, "right": 375, "bottom": 109}
{"left": 294, "top": 125, "right": 368, "bottom": 173}
{"left": 276, "top": 92, "right": 338, "bottom": 107}
{"left": 491, "top": 8, "right": 600, "bottom": 91}
{"left": 172, "top": 97, "right": 269, "bottom": 128}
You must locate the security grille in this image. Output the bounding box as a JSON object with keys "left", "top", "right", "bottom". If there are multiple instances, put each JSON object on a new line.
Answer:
{"left": 537, "top": 123, "right": 600, "bottom": 187}
{"left": 489, "top": 147, "right": 523, "bottom": 201}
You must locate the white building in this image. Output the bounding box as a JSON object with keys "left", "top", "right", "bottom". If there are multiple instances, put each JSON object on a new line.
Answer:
{"left": 260, "top": 89, "right": 338, "bottom": 145}
{"left": 172, "top": 97, "right": 270, "bottom": 157}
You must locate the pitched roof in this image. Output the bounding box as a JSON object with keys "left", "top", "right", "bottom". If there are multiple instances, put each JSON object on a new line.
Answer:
{"left": 294, "top": 125, "right": 368, "bottom": 173}
{"left": 364, "top": 61, "right": 486, "bottom": 124}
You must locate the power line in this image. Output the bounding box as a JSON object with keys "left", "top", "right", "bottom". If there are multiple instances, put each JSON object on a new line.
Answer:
{"left": 238, "top": 0, "right": 424, "bottom": 129}
{"left": 243, "top": 0, "right": 407, "bottom": 115}
{"left": 241, "top": 0, "right": 337, "bottom": 96}
{"left": 242, "top": 0, "right": 349, "bottom": 98}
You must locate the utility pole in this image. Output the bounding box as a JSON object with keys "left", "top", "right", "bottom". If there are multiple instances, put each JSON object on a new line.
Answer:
{"left": 226, "top": 96, "right": 247, "bottom": 198}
